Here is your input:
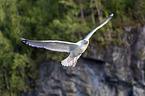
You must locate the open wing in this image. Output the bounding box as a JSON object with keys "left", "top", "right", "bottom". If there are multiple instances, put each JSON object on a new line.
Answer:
{"left": 84, "top": 13, "right": 113, "bottom": 41}
{"left": 21, "top": 38, "right": 77, "bottom": 53}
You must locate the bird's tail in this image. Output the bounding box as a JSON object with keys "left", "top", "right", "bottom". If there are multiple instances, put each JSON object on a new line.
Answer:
{"left": 61, "top": 54, "right": 81, "bottom": 67}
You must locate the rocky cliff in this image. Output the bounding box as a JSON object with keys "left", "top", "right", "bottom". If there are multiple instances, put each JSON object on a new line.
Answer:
{"left": 24, "top": 24, "right": 145, "bottom": 96}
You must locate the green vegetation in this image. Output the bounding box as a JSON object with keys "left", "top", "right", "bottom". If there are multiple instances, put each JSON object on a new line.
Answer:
{"left": 0, "top": 0, "right": 144, "bottom": 95}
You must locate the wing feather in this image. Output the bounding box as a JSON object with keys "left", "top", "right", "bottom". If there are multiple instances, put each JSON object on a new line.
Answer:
{"left": 21, "top": 38, "right": 77, "bottom": 53}
{"left": 84, "top": 13, "right": 113, "bottom": 41}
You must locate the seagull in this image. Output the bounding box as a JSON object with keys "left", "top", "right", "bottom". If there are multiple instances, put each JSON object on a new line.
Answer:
{"left": 21, "top": 13, "right": 113, "bottom": 67}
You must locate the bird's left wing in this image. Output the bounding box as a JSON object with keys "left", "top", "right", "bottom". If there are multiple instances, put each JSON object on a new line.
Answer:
{"left": 21, "top": 38, "right": 77, "bottom": 53}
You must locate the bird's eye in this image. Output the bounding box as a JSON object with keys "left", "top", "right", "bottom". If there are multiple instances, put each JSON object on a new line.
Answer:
{"left": 86, "top": 41, "right": 88, "bottom": 44}
{"left": 83, "top": 40, "right": 88, "bottom": 44}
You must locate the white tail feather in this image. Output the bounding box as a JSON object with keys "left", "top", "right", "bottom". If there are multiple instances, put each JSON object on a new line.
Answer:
{"left": 61, "top": 54, "right": 81, "bottom": 67}
{"left": 61, "top": 55, "right": 73, "bottom": 67}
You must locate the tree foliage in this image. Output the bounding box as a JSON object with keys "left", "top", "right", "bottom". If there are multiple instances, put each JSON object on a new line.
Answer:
{"left": 0, "top": 0, "right": 144, "bottom": 95}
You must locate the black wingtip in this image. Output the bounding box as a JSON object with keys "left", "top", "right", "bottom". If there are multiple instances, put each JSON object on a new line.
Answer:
{"left": 21, "top": 38, "right": 27, "bottom": 43}
{"left": 110, "top": 13, "right": 113, "bottom": 17}
{"left": 107, "top": 13, "right": 114, "bottom": 21}
{"left": 109, "top": 13, "right": 114, "bottom": 19}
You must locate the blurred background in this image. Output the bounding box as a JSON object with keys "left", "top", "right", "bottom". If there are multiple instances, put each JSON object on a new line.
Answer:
{"left": 0, "top": 0, "right": 145, "bottom": 96}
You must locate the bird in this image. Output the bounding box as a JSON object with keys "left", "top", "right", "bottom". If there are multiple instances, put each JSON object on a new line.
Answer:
{"left": 21, "top": 13, "right": 113, "bottom": 67}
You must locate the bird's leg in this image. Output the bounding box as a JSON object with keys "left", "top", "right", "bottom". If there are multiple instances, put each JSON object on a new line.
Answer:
{"left": 72, "top": 57, "right": 77, "bottom": 67}
{"left": 71, "top": 57, "right": 74, "bottom": 67}
{"left": 72, "top": 61, "right": 77, "bottom": 67}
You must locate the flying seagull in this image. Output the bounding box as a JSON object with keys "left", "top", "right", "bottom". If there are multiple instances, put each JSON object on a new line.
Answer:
{"left": 21, "top": 13, "right": 113, "bottom": 67}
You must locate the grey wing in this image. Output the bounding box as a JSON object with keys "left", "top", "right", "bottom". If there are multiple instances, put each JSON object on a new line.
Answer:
{"left": 84, "top": 13, "right": 113, "bottom": 41}
{"left": 21, "top": 38, "right": 77, "bottom": 53}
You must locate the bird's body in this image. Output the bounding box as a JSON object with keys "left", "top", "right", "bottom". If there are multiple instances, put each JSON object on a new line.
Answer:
{"left": 21, "top": 14, "right": 113, "bottom": 67}
{"left": 71, "top": 40, "right": 89, "bottom": 57}
{"left": 62, "top": 40, "right": 89, "bottom": 67}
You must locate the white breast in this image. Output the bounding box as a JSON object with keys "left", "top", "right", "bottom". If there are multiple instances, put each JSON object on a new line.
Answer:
{"left": 70, "top": 40, "right": 89, "bottom": 57}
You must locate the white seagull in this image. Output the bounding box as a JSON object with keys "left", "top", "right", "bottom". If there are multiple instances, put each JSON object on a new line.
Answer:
{"left": 21, "top": 13, "right": 113, "bottom": 67}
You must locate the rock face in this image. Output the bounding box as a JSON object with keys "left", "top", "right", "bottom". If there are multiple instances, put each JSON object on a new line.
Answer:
{"left": 38, "top": 58, "right": 144, "bottom": 96}
{"left": 38, "top": 59, "right": 105, "bottom": 96}
{"left": 26, "top": 24, "right": 145, "bottom": 96}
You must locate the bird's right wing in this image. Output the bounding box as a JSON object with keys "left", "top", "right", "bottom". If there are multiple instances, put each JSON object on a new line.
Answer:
{"left": 84, "top": 13, "right": 113, "bottom": 41}
{"left": 21, "top": 38, "right": 77, "bottom": 53}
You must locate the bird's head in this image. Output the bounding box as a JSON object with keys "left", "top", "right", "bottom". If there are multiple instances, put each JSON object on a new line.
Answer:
{"left": 82, "top": 40, "right": 89, "bottom": 45}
